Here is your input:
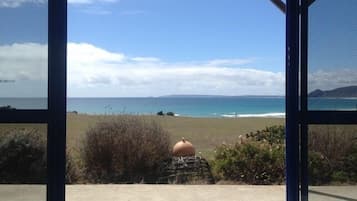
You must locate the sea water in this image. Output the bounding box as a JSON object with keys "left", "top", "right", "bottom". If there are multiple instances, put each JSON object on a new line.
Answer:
{"left": 1, "top": 96, "right": 357, "bottom": 118}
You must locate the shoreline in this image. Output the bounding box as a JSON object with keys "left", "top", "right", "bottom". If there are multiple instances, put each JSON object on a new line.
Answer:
{"left": 67, "top": 111, "right": 286, "bottom": 119}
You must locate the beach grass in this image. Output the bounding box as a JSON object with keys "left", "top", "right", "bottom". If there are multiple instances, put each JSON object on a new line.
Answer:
{"left": 0, "top": 114, "right": 284, "bottom": 160}
{"left": 66, "top": 114, "right": 284, "bottom": 159}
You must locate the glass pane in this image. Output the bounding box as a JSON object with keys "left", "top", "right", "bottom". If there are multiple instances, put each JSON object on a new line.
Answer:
{"left": 308, "top": 0, "right": 357, "bottom": 110}
{"left": 0, "top": 1, "right": 48, "bottom": 109}
{"left": 308, "top": 125, "right": 357, "bottom": 201}
{"left": 0, "top": 124, "right": 47, "bottom": 201}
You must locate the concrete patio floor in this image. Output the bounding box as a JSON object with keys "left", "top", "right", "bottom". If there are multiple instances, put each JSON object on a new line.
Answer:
{"left": 0, "top": 185, "right": 356, "bottom": 201}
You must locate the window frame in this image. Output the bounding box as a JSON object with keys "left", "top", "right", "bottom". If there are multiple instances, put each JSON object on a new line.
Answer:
{"left": 295, "top": 1, "right": 357, "bottom": 201}
{"left": 2, "top": 1, "right": 355, "bottom": 201}
{"left": 0, "top": 1, "right": 67, "bottom": 201}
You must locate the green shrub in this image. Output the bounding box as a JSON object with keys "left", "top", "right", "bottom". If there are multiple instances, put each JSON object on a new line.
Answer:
{"left": 213, "top": 141, "right": 285, "bottom": 184}
{"left": 308, "top": 151, "right": 332, "bottom": 185}
{"left": 81, "top": 116, "right": 171, "bottom": 183}
{"left": 213, "top": 125, "right": 357, "bottom": 185}
{"left": 246, "top": 125, "right": 285, "bottom": 145}
{"left": 157, "top": 111, "right": 164, "bottom": 116}
{"left": 309, "top": 126, "right": 356, "bottom": 168}
{"left": 0, "top": 129, "right": 46, "bottom": 184}
{"left": 308, "top": 126, "right": 357, "bottom": 184}
{"left": 339, "top": 144, "right": 357, "bottom": 183}
{"left": 166, "top": 112, "right": 175, "bottom": 116}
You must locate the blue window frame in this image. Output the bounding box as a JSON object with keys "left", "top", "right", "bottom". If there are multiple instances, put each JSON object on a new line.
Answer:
{"left": 0, "top": 0, "right": 67, "bottom": 201}
{"left": 1, "top": 0, "right": 354, "bottom": 201}
{"left": 287, "top": 0, "right": 357, "bottom": 201}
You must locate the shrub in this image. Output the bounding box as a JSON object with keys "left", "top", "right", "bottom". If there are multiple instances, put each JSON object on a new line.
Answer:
{"left": 81, "top": 116, "right": 171, "bottom": 183}
{"left": 157, "top": 111, "right": 164, "bottom": 116}
{"left": 308, "top": 126, "right": 356, "bottom": 167}
{"left": 308, "top": 151, "right": 332, "bottom": 185}
{"left": 212, "top": 140, "right": 285, "bottom": 184}
{"left": 308, "top": 126, "right": 357, "bottom": 184}
{"left": 245, "top": 125, "right": 285, "bottom": 145}
{"left": 339, "top": 144, "right": 357, "bottom": 183}
{"left": 66, "top": 150, "right": 81, "bottom": 184}
{"left": 0, "top": 129, "right": 46, "bottom": 184}
{"left": 166, "top": 112, "right": 175, "bottom": 116}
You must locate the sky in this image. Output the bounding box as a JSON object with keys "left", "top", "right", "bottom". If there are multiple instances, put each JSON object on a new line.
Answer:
{"left": 0, "top": 0, "right": 356, "bottom": 97}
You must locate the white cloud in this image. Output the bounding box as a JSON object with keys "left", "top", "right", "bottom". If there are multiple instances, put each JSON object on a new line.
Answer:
{"left": 68, "top": 0, "right": 117, "bottom": 5}
{"left": 0, "top": 43, "right": 47, "bottom": 97}
{"left": 0, "top": 43, "right": 47, "bottom": 81}
{"left": 206, "top": 59, "right": 254, "bottom": 66}
{"left": 68, "top": 43, "right": 125, "bottom": 64}
{"left": 3, "top": 42, "right": 355, "bottom": 97}
{"left": 0, "top": 0, "right": 117, "bottom": 7}
{"left": 0, "top": 42, "right": 287, "bottom": 97}
{"left": 309, "top": 69, "right": 357, "bottom": 92}
{"left": 66, "top": 43, "right": 285, "bottom": 97}
{"left": 131, "top": 57, "right": 161, "bottom": 63}
{"left": 0, "top": 0, "right": 46, "bottom": 8}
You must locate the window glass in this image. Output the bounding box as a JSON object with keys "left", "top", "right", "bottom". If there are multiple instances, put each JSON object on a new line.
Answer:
{"left": 0, "top": 1, "right": 48, "bottom": 109}
{"left": 0, "top": 124, "right": 47, "bottom": 201}
{"left": 308, "top": 125, "right": 357, "bottom": 200}
{"left": 308, "top": 0, "right": 357, "bottom": 110}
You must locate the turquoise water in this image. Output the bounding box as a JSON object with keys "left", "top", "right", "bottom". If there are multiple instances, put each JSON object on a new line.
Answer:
{"left": 67, "top": 97, "right": 285, "bottom": 118}
{"left": 1, "top": 97, "right": 357, "bottom": 118}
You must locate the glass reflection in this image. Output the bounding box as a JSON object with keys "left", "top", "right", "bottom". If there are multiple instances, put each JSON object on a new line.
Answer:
{"left": 308, "top": 0, "right": 357, "bottom": 110}
{"left": 308, "top": 125, "right": 357, "bottom": 201}
{"left": 0, "top": 124, "right": 47, "bottom": 201}
{"left": 0, "top": 1, "right": 48, "bottom": 109}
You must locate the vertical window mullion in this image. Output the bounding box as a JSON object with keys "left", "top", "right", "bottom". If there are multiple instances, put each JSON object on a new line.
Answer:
{"left": 286, "top": 0, "right": 300, "bottom": 201}
{"left": 47, "top": 0, "right": 67, "bottom": 201}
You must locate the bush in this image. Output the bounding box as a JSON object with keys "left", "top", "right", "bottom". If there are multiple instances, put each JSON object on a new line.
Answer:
{"left": 0, "top": 129, "right": 46, "bottom": 184}
{"left": 308, "top": 151, "right": 332, "bottom": 185}
{"left": 166, "top": 112, "right": 175, "bottom": 116}
{"left": 81, "top": 116, "right": 171, "bottom": 183}
{"left": 66, "top": 150, "right": 81, "bottom": 184}
{"left": 338, "top": 144, "right": 357, "bottom": 183}
{"left": 157, "top": 111, "right": 164, "bottom": 116}
{"left": 308, "top": 126, "right": 356, "bottom": 167}
{"left": 212, "top": 141, "right": 285, "bottom": 184}
{"left": 245, "top": 125, "right": 285, "bottom": 145}
{"left": 213, "top": 126, "right": 285, "bottom": 184}
{"left": 308, "top": 126, "right": 357, "bottom": 184}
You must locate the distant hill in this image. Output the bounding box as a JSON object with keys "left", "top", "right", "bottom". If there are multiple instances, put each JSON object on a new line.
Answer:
{"left": 160, "top": 95, "right": 284, "bottom": 98}
{"left": 160, "top": 94, "right": 228, "bottom": 98}
{"left": 309, "top": 86, "right": 357, "bottom": 97}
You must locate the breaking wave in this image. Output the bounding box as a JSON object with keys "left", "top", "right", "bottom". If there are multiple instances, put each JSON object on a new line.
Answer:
{"left": 221, "top": 112, "right": 285, "bottom": 118}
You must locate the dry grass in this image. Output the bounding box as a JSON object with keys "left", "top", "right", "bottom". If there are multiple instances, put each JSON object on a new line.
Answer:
{"left": 81, "top": 116, "right": 171, "bottom": 183}
{"left": 0, "top": 116, "right": 283, "bottom": 160}
{"left": 67, "top": 114, "right": 284, "bottom": 159}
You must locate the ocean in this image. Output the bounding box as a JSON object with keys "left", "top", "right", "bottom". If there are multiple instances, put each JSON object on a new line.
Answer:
{"left": 1, "top": 96, "right": 357, "bottom": 118}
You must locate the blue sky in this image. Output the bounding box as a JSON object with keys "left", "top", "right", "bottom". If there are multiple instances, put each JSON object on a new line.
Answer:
{"left": 68, "top": 0, "right": 285, "bottom": 71}
{"left": 0, "top": 0, "right": 356, "bottom": 97}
